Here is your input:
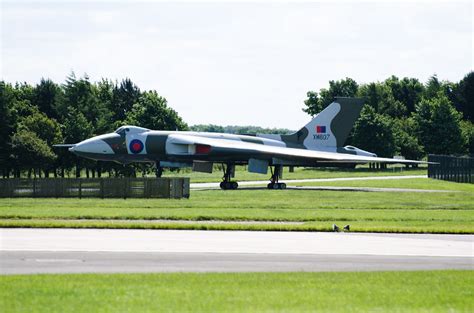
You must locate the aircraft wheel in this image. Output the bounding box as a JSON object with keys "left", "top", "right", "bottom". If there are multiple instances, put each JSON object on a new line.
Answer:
{"left": 280, "top": 183, "right": 287, "bottom": 189}
{"left": 273, "top": 183, "right": 280, "bottom": 190}
{"left": 231, "top": 182, "right": 239, "bottom": 190}
{"left": 267, "top": 183, "right": 274, "bottom": 189}
{"left": 220, "top": 182, "right": 226, "bottom": 190}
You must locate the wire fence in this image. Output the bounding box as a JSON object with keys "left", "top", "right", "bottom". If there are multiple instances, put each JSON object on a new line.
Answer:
{"left": 428, "top": 154, "right": 473, "bottom": 184}
{"left": 0, "top": 177, "right": 190, "bottom": 198}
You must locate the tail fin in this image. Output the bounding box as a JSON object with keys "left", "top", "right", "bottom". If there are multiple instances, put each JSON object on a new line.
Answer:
{"left": 282, "top": 97, "right": 365, "bottom": 149}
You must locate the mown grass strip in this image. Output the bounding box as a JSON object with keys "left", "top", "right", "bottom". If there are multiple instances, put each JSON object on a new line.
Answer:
{"left": 163, "top": 166, "right": 428, "bottom": 182}
{"left": 1, "top": 218, "right": 472, "bottom": 234}
{"left": 1, "top": 271, "right": 472, "bottom": 313}
{"left": 1, "top": 206, "right": 473, "bottom": 222}
{"left": 1, "top": 184, "right": 473, "bottom": 212}
{"left": 301, "top": 177, "right": 474, "bottom": 192}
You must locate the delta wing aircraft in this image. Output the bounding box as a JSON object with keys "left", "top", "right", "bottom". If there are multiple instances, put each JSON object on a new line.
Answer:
{"left": 56, "top": 97, "right": 428, "bottom": 190}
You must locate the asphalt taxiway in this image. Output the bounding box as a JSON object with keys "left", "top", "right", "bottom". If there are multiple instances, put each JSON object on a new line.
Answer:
{"left": 1, "top": 229, "right": 472, "bottom": 274}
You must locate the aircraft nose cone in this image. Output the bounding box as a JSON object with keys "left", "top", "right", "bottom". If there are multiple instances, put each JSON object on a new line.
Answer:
{"left": 72, "top": 139, "right": 114, "bottom": 155}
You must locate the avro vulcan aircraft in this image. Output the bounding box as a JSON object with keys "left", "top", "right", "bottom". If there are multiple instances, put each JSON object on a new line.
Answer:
{"left": 56, "top": 98, "right": 428, "bottom": 190}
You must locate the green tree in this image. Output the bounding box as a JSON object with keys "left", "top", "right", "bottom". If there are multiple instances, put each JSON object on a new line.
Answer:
{"left": 33, "top": 78, "right": 63, "bottom": 120}
{"left": 384, "top": 76, "right": 424, "bottom": 114}
{"left": 413, "top": 95, "right": 465, "bottom": 154}
{"left": 126, "top": 91, "right": 187, "bottom": 131}
{"left": 61, "top": 107, "right": 95, "bottom": 177}
{"left": 62, "top": 72, "right": 101, "bottom": 129}
{"left": 424, "top": 74, "right": 442, "bottom": 99}
{"left": 392, "top": 118, "right": 424, "bottom": 160}
{"left": 460, "top": 120, "right": 474, "bottom": 154}
{"left": 10, "top": 130, "right": 56, "bottom": 177}
{"left": 0, "top": 82, "right": 16, "bottom": 177}
{"left": 112, "top": 78, "right": 141, "bottom": 123}
{"left": 95, "top": 79, "right": 115, "bottom": 134}
{"left": 358, "top": 82, "right": 406, "bottom": 117}
{"left": 351, "top": 105, "right": 396, "bottom": 157}
{"left": 190, "top": 124, "right": 226, "bottom": 133}
{"left": 303, "top": 78, "right": 358, "bottom": 115}
{"left": 455, "top": 71, "right": 474, "bottom": 122}
{"left": 302, "top": 91, "right": 322, "bottom": 116}
{"left": 18, "top": 112, "right": 63, "bottom": 146}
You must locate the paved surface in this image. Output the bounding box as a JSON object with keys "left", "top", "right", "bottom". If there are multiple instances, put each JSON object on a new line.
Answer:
{"left": 1, "top": 229, "right": 472, "bottom": 274}
{"left": 2, "top": 251, "right": 471, "bottom": 274}
{"left": 191, "top": 175, "right": 427, "bottom": 189}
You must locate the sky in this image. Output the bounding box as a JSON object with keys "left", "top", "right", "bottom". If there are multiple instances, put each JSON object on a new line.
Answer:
{"left": 1, "top": 0, "right": 472, "bottom": 129}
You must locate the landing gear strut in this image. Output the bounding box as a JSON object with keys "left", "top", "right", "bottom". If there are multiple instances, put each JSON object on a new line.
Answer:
{"left": 155, "top": 162, "right": 163, "bottom": 178}
{"left": 220, "top": 163, "right": 238, "bottom": 190}
{"left": 267, "top": 165, "right": 286, "bottom": 190}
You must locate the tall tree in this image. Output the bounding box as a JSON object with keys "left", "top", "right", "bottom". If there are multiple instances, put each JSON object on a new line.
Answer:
{"left": 424, "top": 74, "right": 442, "bottom": 99}
{"left": 18, "top": 112, "right": 63, "bottom": 147}
{"left": 111, "top": 78, "right": 141, "bottom": 123}
{"left": 95, "top": 79, "right": 115, "bottom": 134}
{"left": 302, "top": 91, "right": 322, "bottom": 117}
{"left": 125, "top": 91, "right": 187, "bottom": 130}
{"left": 413, "top": 95, "right": 465, "bottom": 154}
{"left": 384, "top": 76, "right": 424, "bottom": 114}
{"left": 33, "top": 78, "right": 63, "bottom": 120}
{"left": 62, "top": 72, "right": 101, "bottom": 129}
{"left": 10, "top": 130, "right": 56, "bottom": 177}
{"left": 303, "top": 78, "right": 358, "bottom": 115}
{"left": 0, "top": 82, "right": 15, "bottom": 177}
{"left": 392, "top": 118, "right": 424, "bottom": 160}
{"left": 455, "top": 71, "right": 474, "bottom": 122}
{"left": 358, "top": 82, "right": 406, "bottom": 117}
{"left": 351, "top": 105, "right": 396, "bottom": 157}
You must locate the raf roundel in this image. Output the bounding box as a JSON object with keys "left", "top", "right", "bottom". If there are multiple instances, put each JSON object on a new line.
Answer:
{"left": 129, "top": 139, "right": 144, "bottom": 154}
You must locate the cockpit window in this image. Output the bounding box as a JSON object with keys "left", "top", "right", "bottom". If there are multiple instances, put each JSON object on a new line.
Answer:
{"left": 115, "top": 126, "right": 149, "bottom": 135}
{"left": 115, "top": 126, "right": 128, "bottom": 136}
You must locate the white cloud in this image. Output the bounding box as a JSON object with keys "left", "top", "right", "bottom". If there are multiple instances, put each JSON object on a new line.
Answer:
{"left": 1, "top": 1, "right": 472, "bottom": 128}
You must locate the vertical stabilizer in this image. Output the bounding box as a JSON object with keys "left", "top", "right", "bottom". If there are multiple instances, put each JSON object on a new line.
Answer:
{"left": 281, "top": 97, "right": 365, "bottom": 150}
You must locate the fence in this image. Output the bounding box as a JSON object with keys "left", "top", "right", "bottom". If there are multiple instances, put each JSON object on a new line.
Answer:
{"left": 428, "top": 154, "right": 473, "bottom": 184}
{"left": 0, "top": 177, "right": 190, "bottom": 198}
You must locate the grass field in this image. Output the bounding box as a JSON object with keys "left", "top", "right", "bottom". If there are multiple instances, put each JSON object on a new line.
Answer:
{"left": 1, "top": 271, "right": 472, "bottom": 313}
{"left": 163, "top": 164, "right": 427, "bottom": 182}
{"left": 1, "top": 178, "right": 472, "bottom": 233}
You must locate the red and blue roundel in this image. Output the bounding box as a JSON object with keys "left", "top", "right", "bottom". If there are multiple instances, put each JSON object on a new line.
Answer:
{"left": 129, "top": 139, "right": 144, "bottom": 154}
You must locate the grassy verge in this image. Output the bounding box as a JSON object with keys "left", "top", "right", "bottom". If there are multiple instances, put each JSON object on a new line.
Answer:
{"left": 1, "top": 178, "right": 472, "bottom": 233}
{"left": 164, "top": 165, "right": 427, "bottom": 182}
{"left": 300, "top": 177, "right": 474, "bottom": 192}
{"left": 1, "top": 271, "right": 472, "bottom": 313}
{"left": 0, "top": 218, "right": 472, "bottom": 233}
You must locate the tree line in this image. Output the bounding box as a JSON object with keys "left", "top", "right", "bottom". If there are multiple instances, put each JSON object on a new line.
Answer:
{"left": 0, "top": 73, "right": 187, "bottom": 178}
{"left": 1, "top": 72, "right": 472, "bottom": 178}
{"left": 303, "top": 73, "right": 473, "bottom": 159}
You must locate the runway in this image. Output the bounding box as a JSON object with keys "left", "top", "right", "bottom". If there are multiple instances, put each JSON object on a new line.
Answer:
{"left": 1, "top": 229, "right": 472, "bottom": 274}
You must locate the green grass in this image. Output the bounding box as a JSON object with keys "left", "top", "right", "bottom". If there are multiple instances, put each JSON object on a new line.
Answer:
{"left": 1, "top": 271, "right": 472, "bottom": 313}
{"left": 1, "top": 178, "right": 472, "bottom": 233}
{"left": 164, "top": 164, "right": 427, "bottom": 183}
{"left": 0, "top": 219, "right": 472, "bottom": 234}
{"left": 301, "top": 177, "right": 474, "bottom": 192}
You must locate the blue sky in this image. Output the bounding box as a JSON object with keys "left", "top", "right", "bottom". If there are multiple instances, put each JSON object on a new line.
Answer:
{"left": 1, "top": 0, "right": 472, "bottom": 129}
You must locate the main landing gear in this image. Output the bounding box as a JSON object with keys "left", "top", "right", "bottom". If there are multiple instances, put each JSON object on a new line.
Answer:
{"left": 267, "top": 165, "right": 286, "bottom": 190}
{"left": 220, "top": 163, "right": 239, "bottom": 190}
